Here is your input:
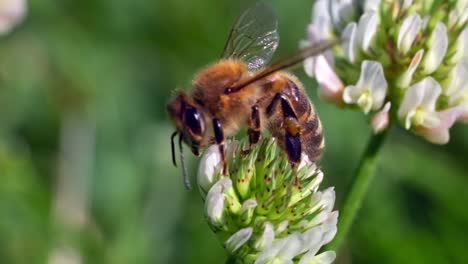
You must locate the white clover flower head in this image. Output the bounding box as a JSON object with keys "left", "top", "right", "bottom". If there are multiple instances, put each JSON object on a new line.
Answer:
{"left": 303, "top": 0, "right": 468, "bottom": 144}
{"left": 343, "top": 60, "right": 388, "bottom": 114}
{"left": 198, "top": 139, "right": 338, "bottom": 263}
{"left": 0, "top": 0, "right": 26, "bottom": 35}
{"left": 398, "top": 77, "right": 441, "bottom": 130}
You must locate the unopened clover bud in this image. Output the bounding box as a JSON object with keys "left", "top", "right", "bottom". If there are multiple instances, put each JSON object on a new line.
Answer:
{"left": 422, "top": 22, "right": 448, "bottom": 74}
{"left": 342, "top": 22, "right": 358, "bottom": 63}
{"left": 356, "top": 11, "right": 378, "bottom": 53}
{"left": 445, "top": 60, "right": 468, "bottom": 104}
{"left": 397, "top": 13, "right": 422, "bottom": 55}
{"left": 225, "top": 227, "right": 253, "bottom": 254}
{"left": 371, "top": 102, "right": 391, "bottom": 134}
{"left": 398, "top": 49, "right": 424, "bottom": 89}
{"left": 449, "top": 28, "right": 468, "bottom": 64}
{"left": 205, "top": 178, "right": 230, "bottom": 226}
{"left": 197, "top": 144, "right": 222, "bottom": 196}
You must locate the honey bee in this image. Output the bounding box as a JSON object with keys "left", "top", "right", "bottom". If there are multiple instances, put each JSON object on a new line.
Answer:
{"left": 168, "top": 3, "right": 336, "bottom": 189}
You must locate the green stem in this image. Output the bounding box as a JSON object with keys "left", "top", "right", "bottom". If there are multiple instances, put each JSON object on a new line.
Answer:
{"left": 326, "top": 127, "right": 391, "bottom": 252}
{"left": 225, "top": 255, "right": 236, "bottom": 264}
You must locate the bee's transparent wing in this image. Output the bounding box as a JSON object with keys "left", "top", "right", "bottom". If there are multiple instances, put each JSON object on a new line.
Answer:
{"left": 222, "top": 2, "right": 279, "bottom": 71}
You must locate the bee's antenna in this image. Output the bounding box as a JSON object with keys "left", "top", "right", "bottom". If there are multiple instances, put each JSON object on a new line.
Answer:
{"left": 179, "top": 134, "right": 192, "bottom": 190}
{"left": 171, "top": 131, "right": 178, "bottom": 167}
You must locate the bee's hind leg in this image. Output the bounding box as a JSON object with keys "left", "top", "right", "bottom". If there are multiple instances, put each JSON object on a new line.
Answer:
{"left": 267, "top": 93, "right": 302, "bottom": 164}
{"left": 245, "top": 105, "right": 261, "bottom": 153}
{"left": 212, "top": 118, "right": 227, "bottom": 175}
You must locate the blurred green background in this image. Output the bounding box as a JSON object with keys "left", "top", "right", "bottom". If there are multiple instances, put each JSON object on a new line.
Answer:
{"left": 0, "top": 0, "right": 467, "bottom": 263}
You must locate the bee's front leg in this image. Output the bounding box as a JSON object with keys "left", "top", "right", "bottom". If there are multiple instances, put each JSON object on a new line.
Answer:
{"left": 212, "top": 118, "right": 227, "bottom": 175}
{"left": 267, "top": 93, "right": 302, "bottom": 164}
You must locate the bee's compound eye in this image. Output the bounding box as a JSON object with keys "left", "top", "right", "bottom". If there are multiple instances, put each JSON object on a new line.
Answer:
{"left": 183, "top": 106, "right": 205, "bottom": 137}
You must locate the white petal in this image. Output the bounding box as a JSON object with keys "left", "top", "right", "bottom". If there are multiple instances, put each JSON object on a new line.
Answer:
{"left": 276, "top": 233, "right": 304, "bottom": 260}
{"left": 398, "top": 79, "right": 426, "bottom": 120}
{"left": 398, "top": 49, "right": 425, "bottom": 89}
{"left": 299, "top": 251, "right": 336, "bottom": 264}
{"left": 419, "top": 77, "right": 442, "bottom": 110}
{"left": 357, "top": 12, "right": 378, "bottom": 52}
{"left": 315, "top": 55, "right": 344, "bottom": 104}
{"left": 225, "top": 227, "right": 253, "bottom": 253}
{"left": 420, "top": 112, "right": 441, "bottom": 128}
{"left": 321, "top": 225, "right": 338, "bottom": 245}
{"left": 205, "top": 178, "right": 231, "bottom": 225}
{"left": 301, "top": 226, "right": 324, "bottom": 254}
{"left": 342, "top": 85, "right": 362, "bottom": 104}
{"left": 422, "top": 22, "right": 448, "bottom": 74}
{"left": 304, "top": 57, "right": 315, "bottom": 77}
{"left": 415, "top": 105, "right": 468, "bottom": 144}
{"left": 312, "top": 0, "right": 331, "bottom": 25}
{"left": 302, "top": 23, "right": 335, "bottom": 78}
{"left": 371, "top": 102, "right": 391, "bottom": 134}
{"left": 397, "top": 14, "right": 422, "bottom": 54}
{"left": 364, "top": 0, "right": 381, "bottom": 12}
{"left": 451, "top": 28, "right": 468, "bottom": 64}
{"left": 197, "top": 144, "right": 222, "bottom": 195}
{"left": 240, "top": 198, "right": 258, "bottom": 213}
{"left": 445, "top": 60, "right": 468, "bottom": 98}
{"left": 358, "top": 61, "right": 387, "bottom": 110}
{"left": 254, "top": 222, "right": 275, "bottom": 250}
{"left": 309, "top": 211, "right": 331, "bottom": 226}
{"left": 255, "top": 236, "right": 288, "bottom": 264}
{"left": 343, "top": 61, "right": 387, "bottom": 112}
{"left": 276, "top": 220, "right": 289, "bottom": 233}
{"left": 329, "top": 0, "right": 355, "bottom": 29}
{"left": 457, "top": 0, "right": 468, "bottom": 26}
{"left": 0, "top": 0, "right": 26, "bottom": 35}
{"left": 342, "top": 22, "right": 358, "bottom": 63}
{"left": 398, "top": 77, "right": 442, "bottom": 129}
{"left": 320, "top": 187, "right": 336, "bottom": 213}
{"left": 366, "top": 63, "right": 388, "bottom": 110}
{"left": 298, "top": 154, "right": 313, "bottom": 170}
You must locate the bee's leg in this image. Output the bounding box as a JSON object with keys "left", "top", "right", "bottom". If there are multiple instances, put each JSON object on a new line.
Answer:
{"left": 248, "top": 105, "right": 261, "bottom": 147}
{"left": 267, "top": 93, "right": 302, "bottom": 164}
{"left": 213, "top": 118, "right": 227, "bottom": 175}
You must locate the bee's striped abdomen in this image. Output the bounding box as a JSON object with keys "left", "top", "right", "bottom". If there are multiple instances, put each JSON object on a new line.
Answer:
{"left": 266, "top": 74, "right": 324, "bottom": 162}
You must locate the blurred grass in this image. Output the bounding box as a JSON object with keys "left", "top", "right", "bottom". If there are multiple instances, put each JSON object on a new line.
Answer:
{"left": 0, "top": 0, "right": 467, "bottom": 263}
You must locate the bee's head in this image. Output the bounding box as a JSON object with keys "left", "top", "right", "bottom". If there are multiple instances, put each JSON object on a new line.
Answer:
{"left": 167, "top": 92, "right": 206, "bottom": 156}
